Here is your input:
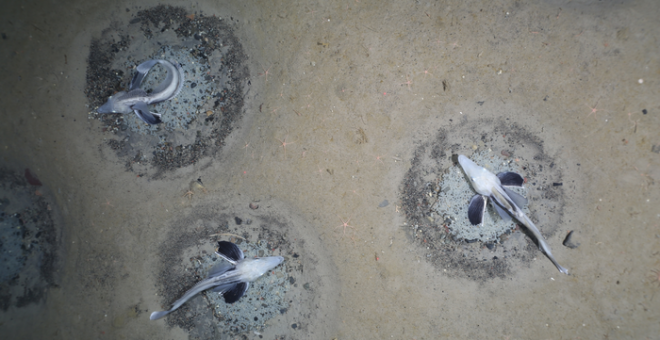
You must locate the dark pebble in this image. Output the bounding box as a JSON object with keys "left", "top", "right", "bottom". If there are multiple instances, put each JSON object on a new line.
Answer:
{"left": 553, "top": 182, "right": 563, "bottom": 186}
{"left": 485, "top": 243, "right": 494, "bottom": 250}
{"left": 291, "top": 323, "right": 297, "bottom": 329}
{"left": 378, "top": 199, "right": 389, "bottom": 208}
{"left": 234, "top": 217, "right": 242, "bottom": 225}
{"left": 190, "top": 82, "right": 197, "bottom": 88}
{"left": 642, "top": 109, "right": 647, "bottom": 114}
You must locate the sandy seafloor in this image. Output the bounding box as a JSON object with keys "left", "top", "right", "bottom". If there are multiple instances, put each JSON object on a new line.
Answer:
{"left": 1, "top": 0, "right": 660, "bottom": 339}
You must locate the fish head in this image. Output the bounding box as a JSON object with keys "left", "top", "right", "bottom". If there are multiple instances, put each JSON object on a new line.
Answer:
{"left": 236, "top": 256, "right": 284, "bottom": 282}
{"left": 97, "top": 91, "right": 131, "bottom": 114}
{"left": 458, "top": 154, "right": 500, "bottom": 196}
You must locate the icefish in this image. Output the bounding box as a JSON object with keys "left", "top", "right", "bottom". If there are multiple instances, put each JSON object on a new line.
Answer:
{"left": 458, "top": 155, "right": 568, "bottom": 274}
{"left": 97, "top": 59, "right": 185, "bottom": 125}
{"left": 150, "top": 241, "right": 284, "bottom": 320}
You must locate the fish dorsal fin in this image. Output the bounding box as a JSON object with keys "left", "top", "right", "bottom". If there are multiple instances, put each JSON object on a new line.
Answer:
{"left": 467, "top": 194, "right": 486, "bottom": 225}
{"left": 502, "top": 187, "right": 528, "bottom": 208}
{"left": 206, "top": 261, "right": 234, "bottom": 278}
{"left": 216, "top": 241, "right": 244, "bottom": 264}
{"left": 223, "top": 282, "right": 249, "bottom": 303}
{"left": 497, "top": 172, "right": 524, "bottom": 187}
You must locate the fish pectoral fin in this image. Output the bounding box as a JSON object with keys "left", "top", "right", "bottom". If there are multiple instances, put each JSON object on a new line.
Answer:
{"left": 502, "top": 187, "right": 528, "bottom": 208}
{"left": 211, "top": 282, "right": 238, "bottom": 293}
{"left": 130, "top": 59, "right": 160, "bottom": 90}
{"left": 468, "top": 194, "right": 486, "bottom": 225}
{"left": 207, "top": 262, "right": 234, "bottom": 278}
{"left": 497, "top": 172, "right": 524, "bottom": 187}
{"left": 492, "top": 200, "right": 512, "bottom": 222}
{"left": 131, "top": 102, "right": 162, "bottom": 125}
{"left": 216, "top": 241, "right": 245, "bottom": 262}
{"left": 223, "top": 282, "right": 249, "bottom": 304}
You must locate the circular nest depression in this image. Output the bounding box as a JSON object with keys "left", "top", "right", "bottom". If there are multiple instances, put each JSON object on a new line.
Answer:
{"left": 0, "top": 166, "right": 60, "bottom": 310}
{"left": 400, "top": 117, "right": 568, "bottom": 281}
{"left": 153, "top": 198, "right": 338, "bottom": 339}
{"left": 84, "top": 5, "right": 248, "bottom": 177}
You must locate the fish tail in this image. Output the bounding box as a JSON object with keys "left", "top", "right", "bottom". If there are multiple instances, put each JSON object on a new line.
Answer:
{"left": 547, "top": 256, "right": 569, "bottom": 275}
{"left": 520, "top": 214, "right": 569, "bottom": 275}
{"left": 150, "top": 310, "right": 171, "bottom": 320}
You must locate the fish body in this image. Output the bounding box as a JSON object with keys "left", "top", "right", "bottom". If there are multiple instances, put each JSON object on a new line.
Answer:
{"left": 150, "top": 241, "right": 284, "bottom": 320}
{"left": 458, "top": 154, "right": 568, "bottom": 274}
{"left": 97, "top": 59, "right": 185, "bottom": 125}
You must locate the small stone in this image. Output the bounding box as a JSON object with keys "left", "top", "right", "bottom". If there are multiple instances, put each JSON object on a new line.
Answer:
{"left": 652, "top": 145, "right": 660, "bottom": 154}
{"left": 234, "top": 217, "right": 242, "bottom": 225}
{"left": 501, "top": 150, "right": 511, "bottom": 158}
{"left": 249, "top": 203, "right": 259, "bottom": 209}
{"left": 378, "top": 199, "right": 389, "bottom": 208}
